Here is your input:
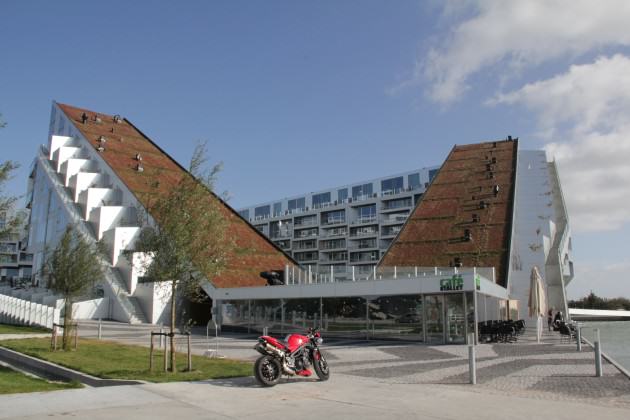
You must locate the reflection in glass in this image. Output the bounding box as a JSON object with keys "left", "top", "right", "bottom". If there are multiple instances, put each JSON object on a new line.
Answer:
{"left": 425, "top": 295, "right": 444, "bottom": 344}
{"left": 368, "top": 295, "right": 423, "bottom": 341}
{"left": 322, "top": 297, "right": 366, "bottom": 334}
{"left": 445, "top": 294, "right": 465, "bottom": 344}
{"left": 283, "top": 298, "right": 321, "bottom": 332}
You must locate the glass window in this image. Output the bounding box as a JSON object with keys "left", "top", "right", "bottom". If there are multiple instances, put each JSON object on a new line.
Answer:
{"left": 358, "top": 204, "right": 376, "bottom": 219}
{"left": 273, "top": 202, "right": 282, "bottom": 217}
{"left": 352, "top": 183, "right": 373, "bottom": 199}
{"left": 381, "top": 176, "right": 403, "bottom": 193}
{"left": 238, "top": 209, "right": 250, "bottom": 220}
{"left": 312, "top": 192, "right": 331, "bottom": 208}
{"left": 408, "top": 173, "right": 421, "bottom": 190}
{"left": 429, "top": 169, "right": 439, "bottom": 182}
{"left": 445, "top": 294, "right": 466, "bottom": 344}
{"left": 338, "top": 188, "right": 348, "bottom": 202}
{"left": 288, "top": 197, "right": 306, "bottom": 211}
{"left": 424, "top": 295, "right": 444, "bottom": 344}
{"left": 254, "top": 205, "right": 271, "bottom": 218}
{"left": 322, "top": 297, "right": 366, "bottom": 333}
{"left": 368, "top": 295, "right": 423, "bottom": 341}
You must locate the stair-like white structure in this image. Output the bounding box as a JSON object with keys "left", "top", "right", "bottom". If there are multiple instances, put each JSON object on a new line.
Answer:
{"left": 39, "top": 135, "right": 149, "bottom": 323}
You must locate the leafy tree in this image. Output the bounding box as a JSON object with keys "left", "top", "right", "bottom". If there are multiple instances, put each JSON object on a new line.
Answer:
{"left": 47, "top": 226, "right": 102, "bottom": 350}
{"left": 133, "top": 142, "right": 231, "bottom": 371}
{"left": 568, "top": 291, "right": 630, "bottom": 310}
{"left": 0, "top": 115, "right": 24, "bottom": 240}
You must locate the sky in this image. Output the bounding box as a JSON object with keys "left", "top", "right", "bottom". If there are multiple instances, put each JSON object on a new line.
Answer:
{"left": 1, "top": 1, "right": 629, "bottom": 299}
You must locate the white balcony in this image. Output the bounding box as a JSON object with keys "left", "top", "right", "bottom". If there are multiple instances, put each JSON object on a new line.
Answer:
{"left": 89, "top": 206, "right": 137, "bottom": 240}
{"left": 52, "top": 146, "right": 82, "bottom": 172}
{"left": 60, "top": 158, "right": 91, "bottom": 187}
{"left": 69, "top": 172, "right": 106, "bottom": 202}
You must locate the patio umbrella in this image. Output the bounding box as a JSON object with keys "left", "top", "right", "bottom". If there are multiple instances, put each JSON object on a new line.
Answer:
{"left": 528, "top": 266, "right": 547, "bottom": 342}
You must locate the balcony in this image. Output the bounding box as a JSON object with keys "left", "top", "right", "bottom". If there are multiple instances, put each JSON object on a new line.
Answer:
{"left": 381, "top": 199, "right": 412, "bottom": 212}
{"left": 319, "top": 240, "right": 346, "bottom": 251}
{"left": 320, "top": 228, "right": 347, "bottom": 238}
{"left": 349, "top": 251, "right": 379, "bottom": 264}
{"left": 294, "top": 218, "right": 318, "bottom": 227}
{"left": 319, "top": 253, "right": 348, "bottom": 263}
{"left": 351, "top": 216, "right": 377, "bottom": 225}
{"left": 321, "top": 217, "right": 346, "bottom": 226}
{"left": 349, "top": 229, "right": 378, "bottom": 238}
{"left": 380, "top": 214, "right": 408, "bottom": 225}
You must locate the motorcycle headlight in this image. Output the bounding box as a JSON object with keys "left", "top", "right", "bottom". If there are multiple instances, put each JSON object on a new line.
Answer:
{"left": 316, "top": 337, "right": 323, "bottom": 345}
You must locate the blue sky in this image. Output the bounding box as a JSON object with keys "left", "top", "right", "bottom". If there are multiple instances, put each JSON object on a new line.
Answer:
{"left": 1, "top": 1, "right": 629, "bottom": 299}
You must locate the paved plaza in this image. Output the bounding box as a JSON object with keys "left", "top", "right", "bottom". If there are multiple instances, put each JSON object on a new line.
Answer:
{"left": 1, "top": 322, "right": 629, "bottom": 419}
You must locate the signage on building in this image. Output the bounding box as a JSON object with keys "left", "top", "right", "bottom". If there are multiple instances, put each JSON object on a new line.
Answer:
{"left": 440, "top": 274, "right": 464, "bottom": 291}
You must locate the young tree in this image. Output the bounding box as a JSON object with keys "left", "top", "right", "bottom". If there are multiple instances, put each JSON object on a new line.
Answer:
{"left": 47, "top": 226, "right": 103, "bottom": 350}
{"left": 134, "top": 142, "right": 231, "bottom": 371}
{"left": 0, "top": 116, "right": 24, "bottom": 240}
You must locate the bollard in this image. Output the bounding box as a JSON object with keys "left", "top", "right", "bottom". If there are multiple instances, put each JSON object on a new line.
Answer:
{"left": 98, "top": 318, "right": 102, "bottom": 340}
{"left": 594, "top": 328, "right": 603, "bottom": 377}
{"left": 263, "top": 326, "right": 268, "bottom": 336}
{"left": 576, "top": 324, "right": 582, "bottom": 352}
{"left": 468, "top": 333, "right": 477, "bottom": 385}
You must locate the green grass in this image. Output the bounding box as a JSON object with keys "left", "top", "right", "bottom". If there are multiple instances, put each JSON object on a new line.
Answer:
{"left": 0, "top": 324, "right": 50, "bottom": 334}
{"left": 0, "top": 366, "right": 81, "bottom": 394}
{"left": 0, "top": 338, "right": 252, "bottom": 383}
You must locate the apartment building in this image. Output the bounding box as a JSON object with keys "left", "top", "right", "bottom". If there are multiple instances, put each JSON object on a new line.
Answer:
{"left": 238, "top": 167, "right": 439, "bottom": 280}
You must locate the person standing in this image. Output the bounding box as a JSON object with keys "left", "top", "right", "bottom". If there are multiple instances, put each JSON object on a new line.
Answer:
{"left": 547, "top": 308, "right": 554, "bottom": 331}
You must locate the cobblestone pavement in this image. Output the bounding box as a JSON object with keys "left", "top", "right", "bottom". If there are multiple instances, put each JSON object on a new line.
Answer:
{"left": 330, "top": 330, "right": 630, "bottom": 409}
{"left": 75, "top": 321, "right": 630, "bottom": 408}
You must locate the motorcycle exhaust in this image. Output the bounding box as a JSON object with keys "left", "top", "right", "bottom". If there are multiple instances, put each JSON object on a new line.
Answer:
{"left": 255, "top": 341, "right": 295, "bottom": 375}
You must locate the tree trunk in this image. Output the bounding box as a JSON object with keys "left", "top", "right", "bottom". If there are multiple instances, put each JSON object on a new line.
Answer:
{"left": 170, "top": 281, "right": 176, "bottom": 372}
{"left": 62, "top": 298, "right": 72, "bottom": 351}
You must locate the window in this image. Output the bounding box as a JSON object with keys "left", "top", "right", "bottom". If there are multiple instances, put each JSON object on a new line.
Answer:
{"left": 312, "top": 192, "right": 331, "bottom": 208}
{"left": 408, "top": 173, "right": 421, "bottom": 190}
{"left": 238, "top": 209, "right": 250, "bottom": 220}
{"left": 358, "top": 204, "right": 376, "bottom": 218}
{"left": 288, "top": 197, "right": 306, "bottom": 212}
{"left": 338, "top": 188, "right": 348, "bottom": 202}
{"left": 429, "top": 169, "right": 439, "bottom": 182}
{"left": 381, "top": 176, "right": 403, "bottom": 193}
{"left": 352, "top": 183, "right": 373, "bottom": 199}
{"left": 273, "top": 202, "right": 282, "bottom": 217}
{"left": 254, "top": 205, "right": 271, "bottom": 218}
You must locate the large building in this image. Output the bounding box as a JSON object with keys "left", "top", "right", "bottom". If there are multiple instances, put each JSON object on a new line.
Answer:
{"left": 0, "top": 103, "right": 574, "bottom": 345}
{"left": 237, "top": 167, "right": 439, "bottom": 281}
{"left": 10, "top": 102, "right": 297, "bottom": 324}
{"left": 0, "top": 212, "right": 33, "bottom": 286}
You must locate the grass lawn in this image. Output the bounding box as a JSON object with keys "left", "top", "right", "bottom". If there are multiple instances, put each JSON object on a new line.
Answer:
{"left": 0, "top": 324, "right": 51, "bottom": 334}
{"left": 0, "top": 338, "right": 252, "bottom": 383}
{"left": 0, "top": 365, "right": 81, "bottom": 394}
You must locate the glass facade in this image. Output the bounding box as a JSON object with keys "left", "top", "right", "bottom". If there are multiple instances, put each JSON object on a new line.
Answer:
{"left": 312, "top": 192, "right": 331, "bottom": 208}
{"left": 288, "top": 197, "right": 306, "bottom": 212}
{"left": 273, "top": 202, "right": 282, "bottom": 217}
{"left": 338, "top": 188, "right": 348, "bottom": 202}
{"left": 381, "top": 176, "right": 403, "bottom": 193}
{"left": 408, "top": 173, "right": 421, "bottom": 190}
{"left": 352, "top": 183, "right": 373, "bottom": 199}
{"left": 218, "top": 290, "right": 490, "bottom": 343}
{"left": 254, "top": 205, "right": 271, "bottom": 218}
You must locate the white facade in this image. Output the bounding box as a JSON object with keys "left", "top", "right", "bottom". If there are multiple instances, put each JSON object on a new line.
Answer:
{"left": 507, "top": 150, "right": 574, "bottom": 323}
{"left": 22, "top": 103, "right": 168, "bottom": 324}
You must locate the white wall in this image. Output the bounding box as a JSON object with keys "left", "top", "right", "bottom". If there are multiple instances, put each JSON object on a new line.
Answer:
{"left": 72, "top": 298, "right": 109, "bottom": 320}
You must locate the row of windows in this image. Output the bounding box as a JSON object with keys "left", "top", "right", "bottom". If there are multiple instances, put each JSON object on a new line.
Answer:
{"left": 244, "top": 170, "right": 437, "bottom": 219}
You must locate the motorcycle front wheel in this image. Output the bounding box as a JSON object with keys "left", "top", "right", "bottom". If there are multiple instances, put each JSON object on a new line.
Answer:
{"left": 254, "top": 355, "right": 282, "bottom": 387}
{"left": 312, "top": 350, "right": 330, "bottom": 381}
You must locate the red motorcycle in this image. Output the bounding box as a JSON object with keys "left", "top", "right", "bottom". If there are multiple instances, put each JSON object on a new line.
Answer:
{"left": 253, "top": 328, "right": 330, "bottom": 387}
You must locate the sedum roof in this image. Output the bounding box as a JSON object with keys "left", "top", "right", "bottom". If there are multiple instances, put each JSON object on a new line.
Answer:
{"left": 379, "top": 139, "right": 518, "bottom": 286}
{"left": 57, "top": 103, "right": 297, "bottom": 288}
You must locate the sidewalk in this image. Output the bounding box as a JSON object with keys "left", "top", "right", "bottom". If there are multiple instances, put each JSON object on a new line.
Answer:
{"left": 0, "top": 372, "right": 629, "bottom": 419}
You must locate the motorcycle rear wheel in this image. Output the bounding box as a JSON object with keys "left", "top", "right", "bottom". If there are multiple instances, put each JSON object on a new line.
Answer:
{"left": 312, "top": 350, "right": 330, "bottom": 381}
{"left": 254, "top": 355, "right": 282, "bottom": 387}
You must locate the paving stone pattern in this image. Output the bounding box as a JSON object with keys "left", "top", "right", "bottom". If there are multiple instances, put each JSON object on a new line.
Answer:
{"left": 327, "top": 330, "right": 630, "bottom": 408}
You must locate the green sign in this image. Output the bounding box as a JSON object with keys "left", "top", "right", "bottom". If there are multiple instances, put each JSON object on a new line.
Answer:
{"left": 475, "top": 274, "right": 481, "bottom": 290}
{"left": 440, "top": 274, "right": 463, "bottom": 291}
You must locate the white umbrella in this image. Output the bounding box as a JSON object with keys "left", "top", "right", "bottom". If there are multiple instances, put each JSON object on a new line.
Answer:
{"left": 528, "top": 266, "right": 547, "bottom": 343}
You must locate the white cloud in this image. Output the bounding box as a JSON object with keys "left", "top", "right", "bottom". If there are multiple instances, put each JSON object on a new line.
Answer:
{"left": 491, "top": 55, "right": 630, "bottom": 233}
{"left": 420, "top": 0, "right": 630, "bottom": 103}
